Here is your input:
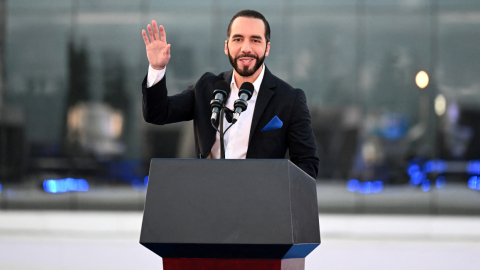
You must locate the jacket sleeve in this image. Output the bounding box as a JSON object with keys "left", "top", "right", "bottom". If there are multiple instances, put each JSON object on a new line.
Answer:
{"left": 142, "top": 73, "right": 196, "bottom": 125}
{"left": 286, "top": 89, "right": 320, "bottom": 179}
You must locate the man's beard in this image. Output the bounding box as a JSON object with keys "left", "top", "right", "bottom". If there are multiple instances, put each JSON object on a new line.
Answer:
{"left": 228, "top": 46, "right": 266, "bottom": 77}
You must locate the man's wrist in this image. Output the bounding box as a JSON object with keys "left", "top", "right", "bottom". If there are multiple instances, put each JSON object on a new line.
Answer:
{"left": 151, "top": 65, "right": 166, "bottom": 71}
{"left": 147, "top": 65, "right": 166, "bottom": 88}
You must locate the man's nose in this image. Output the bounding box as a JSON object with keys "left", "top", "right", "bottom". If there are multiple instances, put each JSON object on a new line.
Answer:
{"left": 241, "top": 41, "right": 252, "bottom": 53}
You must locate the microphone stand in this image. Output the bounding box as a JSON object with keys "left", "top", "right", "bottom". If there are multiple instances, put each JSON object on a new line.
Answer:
{"left": 211, "top": 106, "right": 236, "bottom": 159}
{"left": 219, "top": 107, "right": 225, "bottom": 159}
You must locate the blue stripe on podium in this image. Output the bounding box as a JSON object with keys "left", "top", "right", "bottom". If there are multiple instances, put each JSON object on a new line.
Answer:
{"left": 282, "top": 244, "right": 319, "bottom": 259}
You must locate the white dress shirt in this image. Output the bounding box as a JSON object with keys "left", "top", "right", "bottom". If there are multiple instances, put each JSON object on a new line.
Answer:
{"left": 146, "top": 65, "right": 166, "bottom": 88}
{"left": 146, "top": 64, "right": 265, "bottom": 159}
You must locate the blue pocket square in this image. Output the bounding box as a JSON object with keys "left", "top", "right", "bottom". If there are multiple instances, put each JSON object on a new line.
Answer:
{"left": 261, "top": 116, "right": 283, "bottom": 132}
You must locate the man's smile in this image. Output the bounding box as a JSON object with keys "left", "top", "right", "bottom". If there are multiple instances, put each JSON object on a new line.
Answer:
{"left": 239, "top": 57, "right": 255, "bottom": 66}
{"left": 227, "top": 46, "right": 265, "bottom": 77}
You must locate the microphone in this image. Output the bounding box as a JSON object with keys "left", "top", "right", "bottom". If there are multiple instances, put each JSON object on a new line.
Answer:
{"left": 210, "top": 81, "right": 230, "bottom": 123}
{"left": 232, "top": 82, "right": 254, "bottom": 123}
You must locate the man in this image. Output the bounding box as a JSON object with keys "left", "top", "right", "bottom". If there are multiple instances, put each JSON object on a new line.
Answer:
{"left": 141, "top": 10, "right": 319, "bottom": 178}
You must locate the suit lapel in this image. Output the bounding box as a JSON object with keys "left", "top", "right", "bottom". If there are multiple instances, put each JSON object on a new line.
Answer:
{"left": 249, "top": 66, "right": 276, "bottom": 143}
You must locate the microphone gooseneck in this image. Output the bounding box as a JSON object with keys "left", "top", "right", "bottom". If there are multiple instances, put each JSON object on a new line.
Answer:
{"left": 210, "top": 81, "right": 230, "bottom": 123}
{"left": 209, "top": 80, "right": 230, "bottom": 159}
{"left": 232, "top": 82, "right": 254, "bottom": 123}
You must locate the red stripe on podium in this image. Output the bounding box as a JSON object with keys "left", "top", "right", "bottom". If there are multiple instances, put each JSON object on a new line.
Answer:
{"left": 163, "top": 258, "right": 305, "bottom": 270}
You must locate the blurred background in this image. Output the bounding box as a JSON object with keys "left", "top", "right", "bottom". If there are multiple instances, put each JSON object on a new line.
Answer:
{"left": 1, "top": 0, "right": 480, "bottom": 269}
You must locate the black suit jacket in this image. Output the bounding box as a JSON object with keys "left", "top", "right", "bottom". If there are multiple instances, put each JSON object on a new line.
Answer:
{"left": 142, "top": 66, "right": 319, "bottom": 178}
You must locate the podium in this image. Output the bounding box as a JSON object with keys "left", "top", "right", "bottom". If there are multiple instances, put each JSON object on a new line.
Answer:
{"left": 140, "top": 159, "right": 321, "bottom": 270}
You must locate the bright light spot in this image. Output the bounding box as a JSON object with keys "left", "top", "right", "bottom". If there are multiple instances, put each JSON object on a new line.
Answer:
{"left": 0, "top": 183, "right": 3, "bottom": 193}
{"left": 468, "top": 176, "right": 480, "bottom": 190}
{"left": 468, "top": 176, "right": 477, "bottom": 190}
{"left": 131, "top": 179, "right": 146, "bottom": 192}
{"left": 423, "top": 160, "right": 448, "bottom": 174}
{"left": 358, "top": 182, "right": 372, "bottom": 194}
{"left": 43, "top": 178, "right": 89, "bottom": 193}
{"left": 411, "top": 171, "right": 424, "bottom": 185}
{"left": 346, "top": 179, "right": 359, "bottom": 192}
{"left": 144, "top": 176, "right": 149, "bottom": 186}
{"left": 407, "top": 162, "right": 424, "bottom": 185}
{"left": 346, "top": 180, "right": 383, "bottom": 194}
{"left": 57, "top": 180, "right": 67, "bottom": 193}
{"left": 423, "top": 161, "right": 435, "bottom": 173}
{"left": 416, "top": 71, "right": 429, "bottom": 89}
{"left": 66, "top": 178, "right": 77, "bottom": 191}
{"left": 447, "top": 102, "right": 459, "bottom": 124}
{"left": 421, "top": 179, "right": 431, "bottom": 192}
{"left": 408, "top": 164, "right": 420, "bottom": 176}
{"left": 467, "top": 160, "right": 480, "bottom": 175}
{"left": 436, "top": 176, "right": 446, "bottom": 189}
{"left": 110, "top": 112, "right": 124, "bottom": 139}
{"left": 435, "top": 160, "right": 447, "bottom": 174}
{"left": 435, "top": 94, "right": 446, "bottom": 116}
{"left": 67, "top": 106, "right": 84, "bottom": 131}
{"left": 44, "top": 180, "right": 57, "bottom": 193}
{"left": 408, "top": 160, "right": 448, "bottom": 186}
{"left": 77, "top": 179, "right": 89, "bottom": 191}
{"left": 372, "top": 181, "right": 384, "bottom": 193}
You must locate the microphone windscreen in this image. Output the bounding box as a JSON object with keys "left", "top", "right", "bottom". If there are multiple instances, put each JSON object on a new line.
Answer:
{"left": 214, "top": 80, "right": 230, "bottom": 96}
{"left": 239, "top": 82, "right": 254, "bottom": 93}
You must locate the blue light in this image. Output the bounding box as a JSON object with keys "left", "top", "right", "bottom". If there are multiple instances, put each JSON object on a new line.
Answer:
{"left": 360, "top": 182, "right": 372, "bottom": 194}
{"left": 467, "top": 160, "right": 480, "bottom": 175}
{"left": 346, "top": 179, "right": 359, "bottom": 192}
{"left": 66, "top": 178, "right": 78, "bottom": 191}
{"left": 57, "top": 180, "right": 67, "bottom": 193}
{"left": 365, "top": 182, "right": 372, "bottom": 193}
{"left": 468, "top": 176, "right": 478, "bottom": 190}
{"left": 0, "top": 183, "right": 2, "bottom": 193}
{"left": 410, "top": 171, "right": 424, "bottom": 185}
{"left": 409, "top": 160, "right": 448, "bottom": 180}
{"left": 372, "top": 181, "right": 384, "bottom": 193}
{"left": 43, "top": 178, "right": 89, "bottom": 193}
{"left": 346, "top": 179, "right": 385, "bottom": 194}
{"left": 423, "top": 161, "right": 435, "bottom": 173}
{"left": 435, "top": 160, "right": 447, "bottom": 174}
{"left": 77, "top": 179, "right": 89, "bottom": 191}
{"left": 421, "top": 179, "right": 431, "bottom": 192}
{"left": 347, "top": 180, "right": 384, "bottom": 194}
{"left": 408, "top": 164, "right": 420, "bottom": 176}
{"left": 436, "top": 176, "right": 446, "bottom": 189}
{"left": 131, "top": 179, "right": 146, "bottom": 192}
{"left": 144, "top": 176, "right": 149, "bottom": 186}
{"left": 421, "top": 160, "right": 448, "bottom": 174}
{"left": 44, "top": 180, "right": 57, "bottom": 193}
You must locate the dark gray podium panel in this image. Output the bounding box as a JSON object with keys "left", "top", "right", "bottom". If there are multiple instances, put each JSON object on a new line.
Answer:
{"left": 140, "top": 159, "right": 320, "bottom": 259}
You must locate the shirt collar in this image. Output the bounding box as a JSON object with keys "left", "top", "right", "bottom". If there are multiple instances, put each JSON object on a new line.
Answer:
{"left": 230, "top": 63, "right": 265, "bottom": 94}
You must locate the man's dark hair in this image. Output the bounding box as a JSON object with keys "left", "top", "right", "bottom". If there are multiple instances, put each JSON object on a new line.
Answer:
{"left": 227, "top": 9, "right": 271, "bottom": 43}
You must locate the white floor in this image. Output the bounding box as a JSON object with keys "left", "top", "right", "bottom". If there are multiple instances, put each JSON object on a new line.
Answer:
{"left": 1, "top": 212, "right": 479, "bottom": 270}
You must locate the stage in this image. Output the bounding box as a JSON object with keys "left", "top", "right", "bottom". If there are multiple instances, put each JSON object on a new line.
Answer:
{"left": 1, "top": 211, "right": 479, "bottom": 270}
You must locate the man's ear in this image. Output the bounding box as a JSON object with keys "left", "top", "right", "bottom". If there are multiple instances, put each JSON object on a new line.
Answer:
{"left": 224, "top": 40, "right": 228, "bottom": 56}
{"left": 265, "top": 42, "right": 271, "bottom": 57}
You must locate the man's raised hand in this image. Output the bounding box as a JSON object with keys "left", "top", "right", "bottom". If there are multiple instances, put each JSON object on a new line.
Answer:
{"left": 142, "top": 20, "right": 171, "bottom": 70}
